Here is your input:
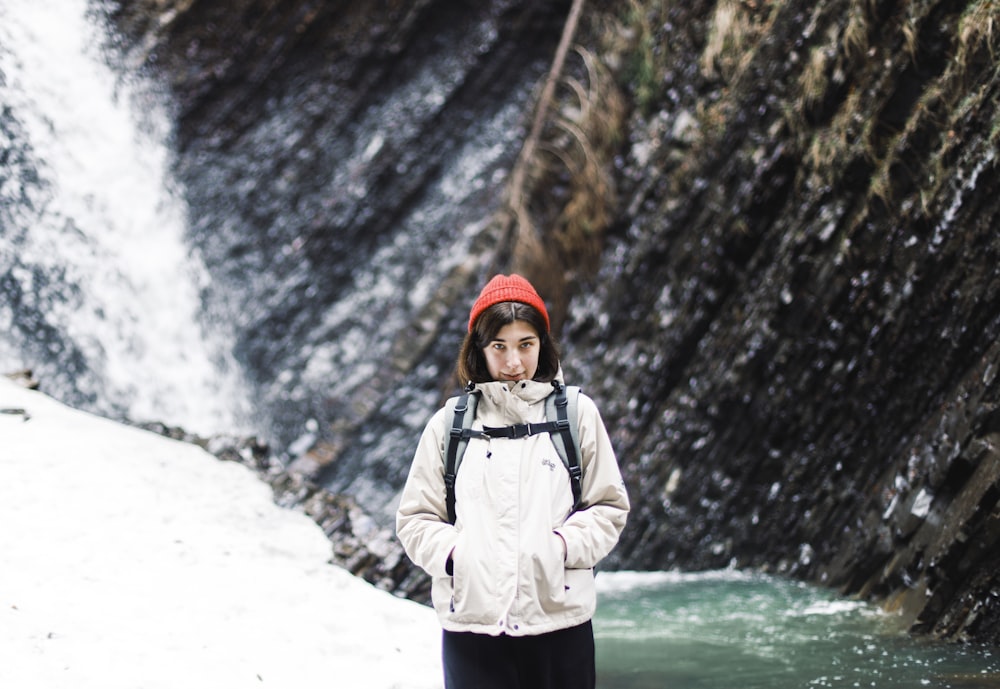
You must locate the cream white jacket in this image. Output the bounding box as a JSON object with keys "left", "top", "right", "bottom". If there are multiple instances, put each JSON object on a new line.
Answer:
{"left": 396, "top": 378, "right": 629, "bottom": 636}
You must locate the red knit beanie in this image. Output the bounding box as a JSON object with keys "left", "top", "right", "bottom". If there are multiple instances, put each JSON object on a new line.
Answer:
{"left": 468, "top": 274, "right": 550, "bottom": 333}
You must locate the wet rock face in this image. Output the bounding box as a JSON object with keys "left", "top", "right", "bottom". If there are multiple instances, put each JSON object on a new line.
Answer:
{"left": 579, "top": 0, "right": 1000, "bottom": 643}
{"left": 113, "top": 0, "right": 1000, "bottom": 642}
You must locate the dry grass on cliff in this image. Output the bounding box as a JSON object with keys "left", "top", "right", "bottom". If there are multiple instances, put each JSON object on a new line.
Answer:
{"left": 494, "top": 5, "right": 627, "bottom": 327}
{"left": 793, "top": 0, "right": 1000, "bottom": 217}
{"left": 515, "top": 48, "right": 623, "bottom": 259}
{"left": 701, "top": 0, "right": 754, "bottom": 81}
{"left": 956, "top": 0, "right": 1000, "bottom": 81}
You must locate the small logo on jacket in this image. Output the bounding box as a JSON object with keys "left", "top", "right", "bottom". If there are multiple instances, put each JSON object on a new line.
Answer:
{"left": 541, "top": 458, "right": 556, "bottom": 472}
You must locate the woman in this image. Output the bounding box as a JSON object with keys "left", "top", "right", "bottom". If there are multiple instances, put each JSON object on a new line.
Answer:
{"left": 396, "top": 273, "right": 630, "bottom": 689}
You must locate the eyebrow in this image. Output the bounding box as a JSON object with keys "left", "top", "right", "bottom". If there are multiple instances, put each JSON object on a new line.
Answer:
{"left": 490, "top": 334, "right": 539, "bottom": 343}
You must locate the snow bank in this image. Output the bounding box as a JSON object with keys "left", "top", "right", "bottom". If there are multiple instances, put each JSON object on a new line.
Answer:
{"left": 0, "top": 378, "right": 441, "bottom": 689}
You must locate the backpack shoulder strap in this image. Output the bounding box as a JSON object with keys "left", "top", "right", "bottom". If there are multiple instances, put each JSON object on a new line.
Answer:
{"left": 545, "top": 382, "right": 583, "bottom": 513}
{"left": 443, "top": 391, "right": 479, "bottom": 524}
{"left": 444, "top": 384, "right": 582, "bottom": 522}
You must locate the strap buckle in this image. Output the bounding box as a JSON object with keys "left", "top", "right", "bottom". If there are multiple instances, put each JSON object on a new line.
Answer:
{"left": 510, "top": 423, "right": 531, "bottom": 438}
{"left": 481, "top": 423, "right": 535, "bottom": 439}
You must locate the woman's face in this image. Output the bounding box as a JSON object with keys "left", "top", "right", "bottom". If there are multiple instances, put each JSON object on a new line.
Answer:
{"left": 483, "top": 320, "right": 540, "bottom": 384}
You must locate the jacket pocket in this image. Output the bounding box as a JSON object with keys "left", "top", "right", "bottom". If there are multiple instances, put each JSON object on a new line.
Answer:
{"left": 532, "top": 532, "right": 570, "bottom": 612}
{"left": 447, "top": 535, "right": 499, "bottom": 624}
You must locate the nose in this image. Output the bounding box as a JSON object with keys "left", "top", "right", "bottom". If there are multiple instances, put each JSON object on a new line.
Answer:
{"left": 505, "top": 349, "right": 521, "bottom": 369}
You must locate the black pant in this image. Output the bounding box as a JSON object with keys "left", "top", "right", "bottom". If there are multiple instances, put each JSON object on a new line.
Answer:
{"left": 442, "top": 621, "right": 596, "bottom": 689}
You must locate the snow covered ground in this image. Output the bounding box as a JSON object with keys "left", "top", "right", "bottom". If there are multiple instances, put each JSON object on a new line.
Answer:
{"left": 0, "top": 377, "right": 442, "bottom": 689}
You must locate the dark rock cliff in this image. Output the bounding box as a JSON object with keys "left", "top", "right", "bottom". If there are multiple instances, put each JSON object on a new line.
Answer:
{"left": 109, "top": 0, "right": 1000, "bottom": 644}
{"left": 586, "top": 0, "right": 1000, "bottom": 645}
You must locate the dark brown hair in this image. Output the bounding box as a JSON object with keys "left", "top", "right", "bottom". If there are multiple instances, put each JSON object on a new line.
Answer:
{"left": 456, "top": 302, "right": 561, "bottom": 385}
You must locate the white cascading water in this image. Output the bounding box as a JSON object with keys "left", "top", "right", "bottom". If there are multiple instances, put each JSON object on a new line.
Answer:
{"left": 0, "top": 0, "right": 250, "bottom": 435}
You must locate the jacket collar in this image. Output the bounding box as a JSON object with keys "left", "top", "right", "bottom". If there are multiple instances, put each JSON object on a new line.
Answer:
{"left": 474, "top": 378, "right": 554, "bottom": 406}
{"left": 471, "top": 367, "right": 565, "bottom": 414}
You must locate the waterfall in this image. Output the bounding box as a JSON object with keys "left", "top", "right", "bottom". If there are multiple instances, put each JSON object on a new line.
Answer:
{"left": 0, "top": 0, "right": 249, "bottom": 435}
